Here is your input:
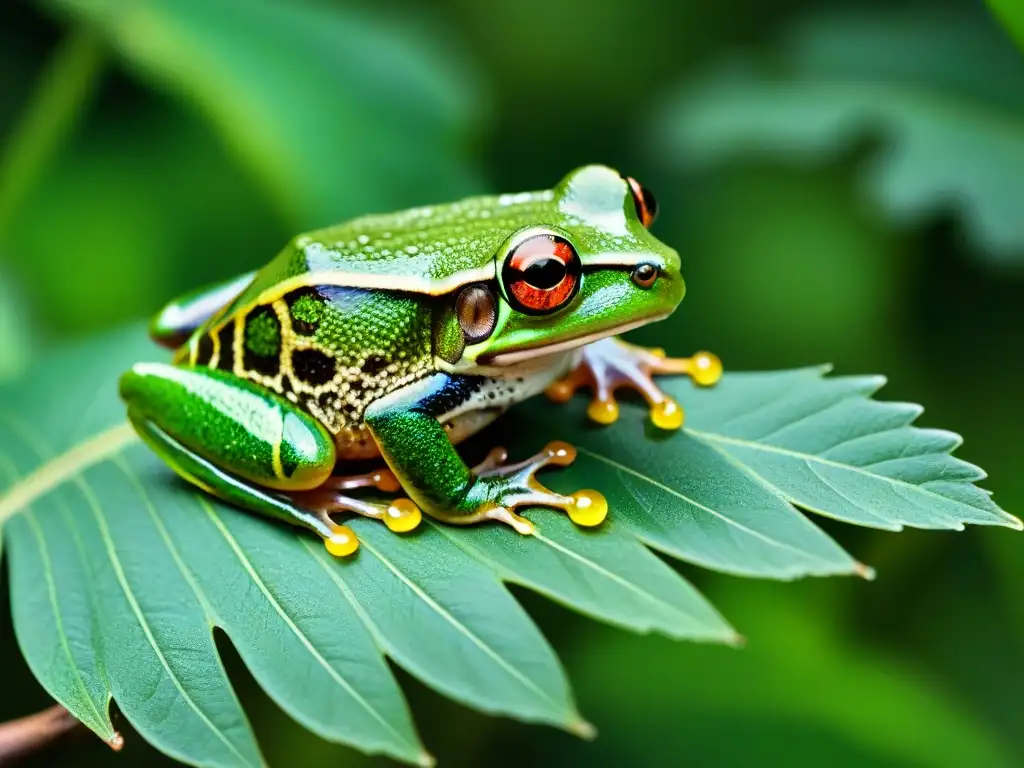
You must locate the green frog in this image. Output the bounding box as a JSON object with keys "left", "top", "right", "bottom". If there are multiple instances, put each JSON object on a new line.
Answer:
{"left": 119, "top": 165, "right": 721, "bottom": 556}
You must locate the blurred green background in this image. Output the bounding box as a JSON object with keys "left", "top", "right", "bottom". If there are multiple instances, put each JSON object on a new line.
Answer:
{"left": 2, "top": 0, "right": 1024, "bottom": 765}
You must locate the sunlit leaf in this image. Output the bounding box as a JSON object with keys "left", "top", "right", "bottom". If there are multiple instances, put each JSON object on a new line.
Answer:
{"left": 53, "top": 0, "right": 485, "bottom": 228}
{"left": 659, "top": 8, "right": 1024, "bottom": 264}
{"left": 0, "top": 327, "right": 1014, "bottom": 764}
{"left": 988, "top": 0, "right": 1024, "bottom": 53}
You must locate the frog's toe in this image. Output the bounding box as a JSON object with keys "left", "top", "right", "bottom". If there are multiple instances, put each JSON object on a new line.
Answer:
{"left": 323, "top": 521, "right": 360, "bottom": 557}
{"left": 647, "top": 348, "right": 723, "bottom": 386}
{"left": 545, "top": 338, "right": 723, "bottom": 431}
{"left": 463, "top": 441, "right": 608, "bottom": 532}
{"left": 293, "top": 487, "right": 424, "bottom": 555}
{"left": 322, "top": 467, "right": 401, "bottom": 493}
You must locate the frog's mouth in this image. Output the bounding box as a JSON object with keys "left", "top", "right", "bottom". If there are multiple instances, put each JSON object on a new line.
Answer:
{"left": 480, "top": 315, "right": 666, "bottom": 367}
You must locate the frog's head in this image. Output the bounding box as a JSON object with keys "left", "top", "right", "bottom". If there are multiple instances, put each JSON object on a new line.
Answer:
{"left": 441, "top": 165, "right": 684, "bottom": 372}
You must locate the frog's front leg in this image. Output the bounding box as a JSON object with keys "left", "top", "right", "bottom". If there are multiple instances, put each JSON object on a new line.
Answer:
{"left": 120, "top": 363, "right": 421, "bottom": 556}
{"left": 545, "top": 338, "right": 723, "bottom": 430}
{"left": 365, "top": 374, "right": 608, "bottom": 534}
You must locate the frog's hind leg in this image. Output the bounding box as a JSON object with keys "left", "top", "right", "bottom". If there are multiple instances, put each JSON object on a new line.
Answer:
{"left": 126, "top": 408, "right": 363, "bottom": 557}
{"left": 546, "top": 337, "right": 722, "bottom": 431}
{"left": 121, "top": 362, "right": 423, "bottom": 557}
{"left": 320, "top": 468, "right": 401, "bottom": 493}
{"left": 150, "top": 270, "right": 256, "bottom": 348}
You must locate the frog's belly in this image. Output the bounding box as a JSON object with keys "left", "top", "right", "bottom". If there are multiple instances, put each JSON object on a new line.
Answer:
{"left": 333, "top": 350, "right": 579, "bottom": 462}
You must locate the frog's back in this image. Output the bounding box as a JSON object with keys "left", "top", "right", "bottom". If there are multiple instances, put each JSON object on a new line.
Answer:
{"left": 183, "top": 281, "right": 434, "bottom": 452}
{"left": 215, "top": 188, "right": 556, "bottom": 319}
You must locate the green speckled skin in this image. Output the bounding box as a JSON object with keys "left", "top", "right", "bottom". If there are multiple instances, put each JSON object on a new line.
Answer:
{"left": 182, "top": 286, "right": 435, "bottom": 455}
{"left": 120, "top": 363, "right": 335, "bottom": 490}
{"left": 121, "top": 165, "right": 689, "bottom": 545}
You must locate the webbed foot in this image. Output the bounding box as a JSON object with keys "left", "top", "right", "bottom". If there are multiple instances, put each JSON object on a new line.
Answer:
{"left": 290, "top": 468, "right": 422, "bottom": 557}
{"left": 439, "top": 441, "right": 607, "bottom": 534}
{"left": 546, "top": 337, "right": 722, "bottom": 430}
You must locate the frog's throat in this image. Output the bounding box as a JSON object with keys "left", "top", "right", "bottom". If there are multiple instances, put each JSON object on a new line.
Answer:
{"left": 476, "top": 314, "right": 667, "bottom": 368}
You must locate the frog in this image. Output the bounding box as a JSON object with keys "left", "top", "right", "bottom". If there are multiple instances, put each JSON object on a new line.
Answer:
{"left": 119, "top": 165, "right": 722, "bottom": 556}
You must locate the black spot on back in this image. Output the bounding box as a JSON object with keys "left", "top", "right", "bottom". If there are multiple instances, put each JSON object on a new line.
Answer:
{"left": 243, "top": 307, "right": 281, "bottom": 376}
{"left": 364, "top": 354, "right": 388, "bottom": 375}
{"left": 197, "top": 334, "right": 215, "bottom": 366}
{"left": 216, "top": 325, "right": 235, "bottom": 372}
{"left": 293, "top": 348, "right": 336, "bottom": 386}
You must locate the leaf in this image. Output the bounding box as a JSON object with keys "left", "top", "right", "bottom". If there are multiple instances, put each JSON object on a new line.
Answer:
{"left": 988, "top": 0, "right": 1024, "bottom": 54}
{"left": 52, "top": 0, "right": 485, "bottom": 228}
{"left": 562, "top": 587, "right": 1015, "bottom": 767}
{"left": 0, "top": 326, "right": 1015, "bottom": 765}
{"left": 658, "top": 8, "right": 1024, "bottom": 264}
{"left": 0, "top": 267, "right": 30, "bottom": 383}
{"left": 500, "top": 367, "right": 1018, "bottom": 583}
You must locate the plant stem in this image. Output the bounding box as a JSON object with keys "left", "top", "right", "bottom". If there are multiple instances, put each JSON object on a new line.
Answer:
{"left": 0, "top": 705, "right": 84, "bottom": 763}
{"left": 0, "top": 26, "right": 105, "bottom": 238}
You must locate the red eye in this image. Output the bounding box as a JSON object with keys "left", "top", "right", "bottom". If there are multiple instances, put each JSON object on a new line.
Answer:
{"left": 502, "top": 233, "right": 582, "bottom": 315}
{"left": 625, "top": 176, "right": 658, "bottom": 228}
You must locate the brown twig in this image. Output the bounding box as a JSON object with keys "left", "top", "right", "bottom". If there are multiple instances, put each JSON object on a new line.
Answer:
{"left": 0, "top": 705, "right": 86, "bottom": 765}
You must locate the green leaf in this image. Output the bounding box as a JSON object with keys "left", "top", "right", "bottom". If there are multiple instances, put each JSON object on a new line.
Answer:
{"left": 0, "top": 327, "right": 1015, "bottom": 764}
{"left": 988, "top": 0, "right": 1024, "bottom": 53}
{"left": 658, "top": 8, "right": 1024, "bottom": 264}
{"left": 53, "top": 0, "right": 484, "bottom": 228}
{"left": 0, "top": 267, "right": 30, "bottom": 383}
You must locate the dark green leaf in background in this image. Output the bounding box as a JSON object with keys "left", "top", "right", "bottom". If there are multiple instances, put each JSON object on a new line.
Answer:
{"left": 0, "top": 268, "right": 30, "bottom": 382}
{"left": 53, "top": 0, "right": 485, "bottom": 230}
{"left": 659, "top": 8, "right": 1024, "bottom": 264}
{"left": 559, "top": 588, "right": 1015, "bottom": 767}
{"left": 0, "top": 327, "right": 1014, "bottom": 764}
{"left": 3, "top": 0, "right": 487, "bottom": 337}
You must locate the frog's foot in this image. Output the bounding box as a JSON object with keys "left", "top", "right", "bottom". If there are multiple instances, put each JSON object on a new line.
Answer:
{"left": 545, "top": 337, "right": 722, "bottom": 431}
{"left": 322, "top": 468, "right": 401, "bottom": 493}
{"left": 290, "top": 475, "right": 423, "bottom": 557}
{"left": 441, "top": 441, "right": 607, "bottom": 535}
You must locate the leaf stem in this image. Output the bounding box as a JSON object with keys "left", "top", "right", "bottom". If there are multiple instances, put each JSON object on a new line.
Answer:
{"left": 0, "top": 704, "right": 94, "bottom": 763}
{"left": 0, "top": 26, "right": 105, "bottom": 238}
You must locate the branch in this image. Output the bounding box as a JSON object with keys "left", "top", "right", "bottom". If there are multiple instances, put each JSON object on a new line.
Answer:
{"left": 0, "top": 705, "right": 120, "bottom": 765}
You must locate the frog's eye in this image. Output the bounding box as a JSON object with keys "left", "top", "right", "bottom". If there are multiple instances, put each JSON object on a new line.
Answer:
{"left": 455, "top": 283, "right": 498, "bottom": 344}
{"left": 502, "top": 233, "right": 582, "bottom": 315}
{"left": 625, "top": 176, "right": 658, "bottom": 228}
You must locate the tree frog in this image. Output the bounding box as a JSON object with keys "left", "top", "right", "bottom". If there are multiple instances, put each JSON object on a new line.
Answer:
{"left": 119, "top": 165, "right": 721, "bottom": 556}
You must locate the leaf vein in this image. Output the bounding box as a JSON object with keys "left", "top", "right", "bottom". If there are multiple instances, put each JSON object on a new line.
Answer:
{"left": 201, "top": 501, "right": 415, "bottom": 752}
{"left": 356, "top": 535, "right": 558, "bottom": 708}
{"left": 690, "top": 429, "right": 1021, "bottom": 528}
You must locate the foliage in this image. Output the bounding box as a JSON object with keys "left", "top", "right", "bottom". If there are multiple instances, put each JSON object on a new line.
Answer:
{"left": 0, "top": 269, "right": 30, "bottom": 382}
{"left": 660, "top": 8, "right": 1024, "bottom": 264}
{"left": 0, "top": 327, "right": 1014, "bottom": 765}
{"left": 558, "top": 589, "right": 1015, "bottom": 767}
{"left": 988, "top": 0, "right": 1024, "bottom": 53}
{"left": 3, "top": 0, "right": 1024, "bottom": 766}
{"left": 54, "top": 0, "right": 484, "bottom": 229}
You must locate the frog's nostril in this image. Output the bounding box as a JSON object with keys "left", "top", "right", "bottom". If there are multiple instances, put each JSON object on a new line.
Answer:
{"left": 631, "top": 263, "right": 659, "bottom": 289}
